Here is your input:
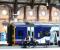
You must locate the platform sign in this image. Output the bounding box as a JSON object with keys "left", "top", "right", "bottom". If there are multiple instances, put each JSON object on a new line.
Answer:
{"left": 1, "top": 32, "right": 6, "bottom": 41}
{"left": 0, "top": 32, "right": 7, "bottom": 44}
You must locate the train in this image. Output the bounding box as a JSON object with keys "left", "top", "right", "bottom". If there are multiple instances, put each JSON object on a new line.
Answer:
{"left": 6, "top": 22, "right": 60, "bottom": 46}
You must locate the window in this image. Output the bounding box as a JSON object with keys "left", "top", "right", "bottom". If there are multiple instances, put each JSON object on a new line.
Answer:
{"left": 0, "top": 5, "right": 9, "bottom": 23}
{"left": 56, "top": 31, "right": 59, "bottom": 36}
{"left": 26, "top": 6, "right": 37, "bottom": 22}
{"left": 17, "top": 8, "right": 24, "bottom": 22}
{"left": 51, "top": 7, "right": 60, "bottom": 23}
{"left": 39, "top": 5, "right": 49, "bottom": 23}
{"left": 0, "top": 0, "right": 14, "bottom": 2}
{"left": 28, "top": 31, "right": 30, "bottom": 36}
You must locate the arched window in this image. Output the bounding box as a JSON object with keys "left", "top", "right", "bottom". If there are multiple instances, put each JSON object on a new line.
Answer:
{"left": 17, "top": 7, "right": 24, "bottom": 22}
{"left": 0, "top": 5, "right": 9, "bottom": 33}
{"left": 51, "top": 7, "right": 60, "bottom": 23}
{"left": 0, "top": 5, "right": 9, "bottom": 23}
{"left": 26, "top": 6, "right": 37, "bottom": 22}
{"left": 39, "top": 5, "right": 49, "bottom": 23}
{"left": 0, "top": 5, "right": 10, "bottom": 44}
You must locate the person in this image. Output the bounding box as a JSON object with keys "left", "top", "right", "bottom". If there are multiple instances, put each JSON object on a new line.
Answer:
{"left": 23, "top": 35, "right": 30, "bottom": 48}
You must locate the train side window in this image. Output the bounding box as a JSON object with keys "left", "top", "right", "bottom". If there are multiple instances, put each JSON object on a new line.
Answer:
{"left": 38, "top": 32, "right": 43, "bottom": 38}
{"left": 32, "top": 32, "right": 34, "bottom": 37}
{"left": 45, "top": 32, "right": 50, "bottom": 36}
{"left": 28, "top": 31, "right": 30, "bottom": 36}
{"left": 56, "top": 31, "right": 59, "bottom": 36}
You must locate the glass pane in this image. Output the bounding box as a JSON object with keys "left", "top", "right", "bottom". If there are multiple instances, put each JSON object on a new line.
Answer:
{"left": 17, "top": 0, "right": 30, "bottom": 2}
{"left": 17, "top": 7, "right": 24, "bottom": 22}
{"left": 35, "top": 0, "right": 46, "bottom": 3}
{"left": 26, "top": 6, "right": 37, "bottom": 22}
{"left": 39, "top": 5, "right": 49, "bottom": 23}
{"left": 51, "top": 7, "right": 60, "bottom": 23}
{"left": 50, "top": 0, "right": 59, "bottom": 4}
{"left": 0, "top": 0, "right": 14, "bottom": 2}
{"left": 0, "top": 5, "right": 9, "bottom": 23}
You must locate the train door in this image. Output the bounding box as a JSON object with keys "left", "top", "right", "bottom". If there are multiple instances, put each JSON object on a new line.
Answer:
{"left": 50, "top": 27, "right": 59, "bottom": 45}
{"left": 31, "top": 27, "right": 34, "bottom": 38}
{"left": 27, "top": 27, "right": 34, "bottom": 41}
